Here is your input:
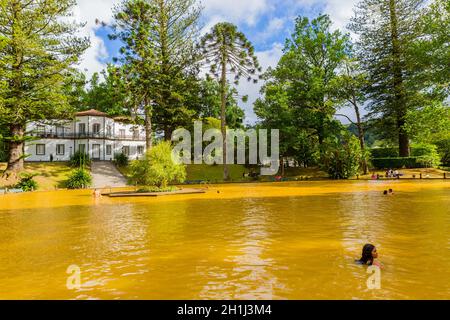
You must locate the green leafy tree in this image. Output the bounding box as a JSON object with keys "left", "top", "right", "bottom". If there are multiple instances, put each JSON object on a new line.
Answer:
{"left": 79, "top": 65, "right": 131, "bottom": 117}
{"left": 333, "top": 57, "right": 369, "bottom": 174}
{"left": 111, "top": 0, "right": 202, "bottom": 144}
{"left": 199, "top": 78, "right": 245, "bottom": 129}
{"left": 199, "top": 22, "right": 261, "bottom": 180}
{"left": 129, "top": 141, "right": 186, "bottom": 189}
{"left": 349, "top": 0, "right": 438, "bottom": 157}
{"left": 321, "top": 131, "right": 364, "bottom": 179}
{"left": 404, "top": 103, "right": 450, "bottom": 143}
{"left": 111, "top": 0, "right": 157, "bottom": 149}
{"left": 254, "top": 79, "right": 299, "bottom": 174}
{"left": 273, "top": 14, "right": 350, "bottom": 147}
{"left": 412, "top": 0, "right": 450, "bottom": 98}
{"left": 0, "top": 0, "right": 89, "bottom": 175}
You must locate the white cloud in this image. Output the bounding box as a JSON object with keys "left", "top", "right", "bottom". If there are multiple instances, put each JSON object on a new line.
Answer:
{"left": 323, "top": 0, "right": 358, "bottom": 31}
{"left": 239, "top": 43, "right": 284, "bottom": 124}
{"left": 202, "top": 0, "right": 270, "bottom": 26}
{"left": 73, "top": 0, "right": 119, "bottom": 79}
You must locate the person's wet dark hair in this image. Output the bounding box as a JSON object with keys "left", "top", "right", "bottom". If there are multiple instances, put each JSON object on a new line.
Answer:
{"left": 358, "top": 244, "right": 376, "bottom": 265}
{"left": 383, "top": 190, "right": 388, "bottom": 195}
{"left": 389, "top": 189, "right": 393, "bottom": 193}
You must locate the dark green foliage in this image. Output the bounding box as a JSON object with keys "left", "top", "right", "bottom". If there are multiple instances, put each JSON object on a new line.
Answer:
{"left": 320, "top": 131, "right": 363, "bottom": 179}
{"left": 79, "top": 66, "right": 131, "bottom": 117}
{"left": 15, "top": 173, "right": 38, "bottom": 192}
{"left": 70, "top": 151, "right": 91, "bottom": 168}
{"left": 371, "top": 157, "right": 419, "bottom": 169}
{"left": 371, "top": 148, "right": 399, "bottom": 158}
{"left": 66, "top": 168, "right": 92, "bottom": 189}
{"left": 0, "top": 0, "right": 89, "bottom": 172}
{"left": 198, "top": 78, "right": 246, "bottom": 129}
{"left": 128, "top": 141, "right": 186, "bottom": 188}
{"left": 436, "top": 139, "right": 450, "bottom": 166}
{"left": 370, "top": 144, "right": 441, "bottom": 168}
{"left": 349, "top": 0, "right": 447, "bottom": 157}
{"left": 114, "top": 153, "right": 129, "bottom": 167}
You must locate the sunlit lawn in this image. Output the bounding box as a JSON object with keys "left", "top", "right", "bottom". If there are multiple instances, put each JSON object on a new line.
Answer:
{"left": 0, "top": 162, "right": 73, "bottom": 190}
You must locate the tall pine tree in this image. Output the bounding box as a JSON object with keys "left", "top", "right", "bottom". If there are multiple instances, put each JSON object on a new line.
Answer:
{"left": 0, "top": 0, "right": 89, "bottom": 175}
{"left": 349, "top": 0, "right": 428, "bottom": 157}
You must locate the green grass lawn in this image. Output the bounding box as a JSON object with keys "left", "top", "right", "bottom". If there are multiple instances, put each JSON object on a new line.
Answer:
{"left": 186, "top": 164, "right": 248, "bottom": 182}
{"left": 0, "top": 162, "right": 73, "bottom": 190}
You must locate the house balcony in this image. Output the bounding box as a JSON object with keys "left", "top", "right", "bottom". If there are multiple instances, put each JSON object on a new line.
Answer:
{"left": 29, "top": 132, "right": 146, "bottom": 141}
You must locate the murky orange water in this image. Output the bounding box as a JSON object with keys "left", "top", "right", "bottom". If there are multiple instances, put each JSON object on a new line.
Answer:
{"left": 0, "top": 180, "right": 449, "bottom": 300}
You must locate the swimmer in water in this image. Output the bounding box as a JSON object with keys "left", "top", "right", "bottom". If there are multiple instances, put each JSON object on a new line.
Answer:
{"left": 356, "top": 244, "right": 382, "bottom": 268}
{"left": 93, "top": 189, "right": 101, "bottom": 198}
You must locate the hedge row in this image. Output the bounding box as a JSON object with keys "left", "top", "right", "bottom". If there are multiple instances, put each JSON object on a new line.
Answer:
{"left": 370, "top": 147, "right": 436, "bottom": 158}
{"left": 370, "top": 148, "right": 399, "bottom": 158}
{"left": 371, "top": 157, "right": 419, "bottom": 169}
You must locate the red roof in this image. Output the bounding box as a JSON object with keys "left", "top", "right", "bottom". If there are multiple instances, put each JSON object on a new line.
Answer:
{"left": 75, "top": 109, "right": 109, "bottom": 117}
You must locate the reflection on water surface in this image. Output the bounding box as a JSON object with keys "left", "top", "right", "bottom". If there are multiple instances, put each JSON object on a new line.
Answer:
{"left": 0, "top": 181, "right": 449, "bottom": 299}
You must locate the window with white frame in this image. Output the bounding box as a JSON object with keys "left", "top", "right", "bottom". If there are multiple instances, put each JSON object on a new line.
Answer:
{"left": 78, "top": 123, "right": 86, "bottom": 134}
{"left": 36, "top": 144, "right": 45, "bottom": 155}
{"left": 119, "top": 129, "right": 126, "bottom": 139}
{"left": 78, "top": 144, "right": 86, "bottom": 153}
{"left": 93, "top": 123, "right": 100, "bottom": 134}
{"left": 56, "top": 144, "right": 65, "bottom": 155}
{"left": 122, "top": 146, "right": 130, "bottom": 156}
{"left": 106, "top": 145, "right": 112, "bottom": 155}
{"left": 106, "top": 125, "right": 112, "bottom": 137}
{"left": 137, "top": 146, "right": 144, "bottom": 155}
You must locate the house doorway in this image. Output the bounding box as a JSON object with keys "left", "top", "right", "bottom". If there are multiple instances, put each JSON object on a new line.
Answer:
{"left": 92, "top": 144, "right": 101, "bottom": 160}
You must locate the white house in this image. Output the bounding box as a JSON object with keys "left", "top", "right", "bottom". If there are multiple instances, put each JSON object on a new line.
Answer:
{"left": 25, "top": 109, "right": 147, "bottom": 162}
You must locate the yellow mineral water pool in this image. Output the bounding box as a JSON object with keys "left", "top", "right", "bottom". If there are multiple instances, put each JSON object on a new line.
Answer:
{"left": 0, "top": 180, "right": 449, "bottom": 300}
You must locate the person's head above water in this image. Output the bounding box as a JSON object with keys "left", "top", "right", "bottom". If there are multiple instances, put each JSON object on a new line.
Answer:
{"left": 383, "top": 190, "right": 388, "bottom": 195}
{"left": 358, "top": 244, "right": 378, "bottom": 265}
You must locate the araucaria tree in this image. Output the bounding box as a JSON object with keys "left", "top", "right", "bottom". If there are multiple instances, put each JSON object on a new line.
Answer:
{"left": 111, "top": 0, "right": 158, "bottom": 149}
{"left": 0, "top": 0, "right": 89, "bottom": 175}
{"left": 111, "top": 0, "right": 201, "bottom": 147}
{"left": 349, "top": 0, "right": 429, "bottom": 157}
{"left": 199, "top": 22, "right": 261, "bottom": 180}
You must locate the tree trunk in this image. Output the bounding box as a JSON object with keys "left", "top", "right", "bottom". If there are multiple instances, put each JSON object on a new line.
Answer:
{"left": 144, "top": 99, "right": 153, "bottom": 150}
{"left": 389, "top": 0, "right": 410, "bottom": 157}
{"left": 164, "top": 127, "right": 173, "bottom": 141}
{"left": 220, "top": 58, "right": 230, "bottom": 181}
{"left": 353, "top": 99, "right": 368, "bottom": 174}
{"left": 4, "top": 124, "right": 25, "bottom": 175}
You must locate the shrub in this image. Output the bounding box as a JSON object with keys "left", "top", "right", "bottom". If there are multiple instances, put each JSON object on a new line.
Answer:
{"left": 436, "top": 139, "right": 450, "bottom": 166}
{"left": 371, "top": 157, "right": 418, "bottom": 169}
{"left": 114, "top": 153, "right": 129, "bottom": 167}
{"left": 370, "top": 147, "right": 399, "bottom": 158}
{"left": 128, "top": 141, "right": 186, "bottom": 189}
{"left": 411, "top": 143, "right": 441, "bottom": 167}
{"left": 70, "top": 151, "right": 91, "bottom": 167}
{"left": 66, "top": 168, "right": 92, "bottom": 189}
{"left": 15, "top": 173, "right": 38, "bottom": 192}
{"left": 320, "top": 132, "right": 362, "bottom": 179}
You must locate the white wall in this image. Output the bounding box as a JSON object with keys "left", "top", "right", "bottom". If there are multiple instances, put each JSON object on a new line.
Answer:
{"left": 25, "top": 139, "right": 74, "bottom": 162}
{"left": 25, "top": 116, "right": 146, "bottom": 162}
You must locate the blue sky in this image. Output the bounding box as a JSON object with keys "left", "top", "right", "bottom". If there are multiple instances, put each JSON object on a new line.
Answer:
{"left": 74, "top": 0, "right": 359, "bottom": 123}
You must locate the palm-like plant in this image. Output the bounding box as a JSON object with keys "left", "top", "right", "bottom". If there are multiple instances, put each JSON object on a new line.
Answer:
{"left": 199, "top": 23, "right": 262, "bottom": 180}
